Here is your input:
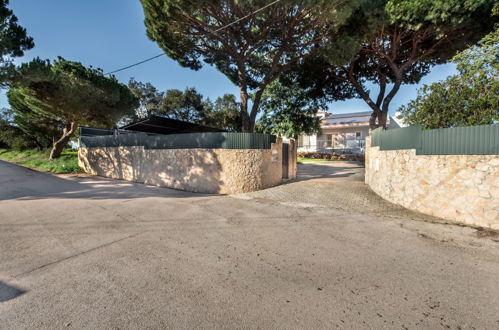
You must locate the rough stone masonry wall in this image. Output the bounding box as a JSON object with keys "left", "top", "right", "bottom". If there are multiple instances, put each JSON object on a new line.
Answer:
{"left": 78, "top": 140, "right": 294, "bottom": 194}
{"left": 365, "top": 137, "right": 499, "bottom": 229}
{"left": 287, "top": 139, "right": 297, "bottom": 180}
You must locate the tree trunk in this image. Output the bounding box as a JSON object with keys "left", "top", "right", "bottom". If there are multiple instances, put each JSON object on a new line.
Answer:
{"left": 245, "top": 87, "right": 266, "bottom": 133}
{"left": 237, "top": 64, "right": 253, "bottom": 133}
{"left": 240, "top": 88, "right": 252, "bottom": 133}
{"left": 377, "top": 74, "right": 402, "bottom": 129}
{"left": 369, "top": 109, "right": 380, "bottom": 130}
{"left": 49, "top": 121, "right": 76, "bottom": 160}
{"left": 378, "top": 111, "right": 388, "bottom": 129}
{"left": 241, "top": 112, "right": 252, "bottom": 132}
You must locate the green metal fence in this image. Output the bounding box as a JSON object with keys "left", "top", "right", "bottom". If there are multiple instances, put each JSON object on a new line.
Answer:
{"left": 371, "top": 125, "right": 421, "bottom": 151}
{"left": 79, "top": 130, "right": 277, "bottom": 150}
{"left": 371, "top": 124, "right": 499, "bottom": 155}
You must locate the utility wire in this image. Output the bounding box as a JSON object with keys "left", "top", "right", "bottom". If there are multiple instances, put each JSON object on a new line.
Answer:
{"left": 105, "top": 53, "right": 166, "bottom": 75}
{"left": 104, "top": 0, "right": 281, "bottom": 75}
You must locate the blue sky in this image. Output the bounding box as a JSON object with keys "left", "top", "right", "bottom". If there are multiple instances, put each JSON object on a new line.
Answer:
{"left": 2, "top": 0, "right": 457, "bottom": 115}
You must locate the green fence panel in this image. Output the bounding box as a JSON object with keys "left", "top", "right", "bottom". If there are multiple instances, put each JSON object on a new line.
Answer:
{"left": 372, "top": 125, "right": 422, "bottom": 151}
{"left": 419, "top": 124, "right": 499, "bottom": 155}
{"left": 370, "top": 124, "right": 498, "bottom": 155}
{"left": 80, "top": 132, "right": 277, "bottom": 150}
{"left": 370, "top": 127, "right": 382, "bottom": 147}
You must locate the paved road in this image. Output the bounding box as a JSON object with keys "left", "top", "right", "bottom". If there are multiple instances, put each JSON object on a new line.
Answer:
{"left": 1, "top": 159, "right": 499, "bottom": 329}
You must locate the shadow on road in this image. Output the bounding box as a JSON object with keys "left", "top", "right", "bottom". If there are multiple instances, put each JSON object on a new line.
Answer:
{"left": 0, "top": 160, "right": 208, "bottom": 201}
{"left": 0, "top": 281, "right": 26, "bottom": 302}
{"left": 0, "top": 160, "right": 366, "bottom": 202}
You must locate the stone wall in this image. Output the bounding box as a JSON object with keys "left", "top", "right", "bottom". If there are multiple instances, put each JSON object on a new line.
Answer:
{"left": 365, "top": 136, "right": 499, "bottom": 229}
{"left": 78, "top": 139, "right": 295, "bottom": 194}
{"left": 286, "top": 139, "right": 297, "bottom": 180}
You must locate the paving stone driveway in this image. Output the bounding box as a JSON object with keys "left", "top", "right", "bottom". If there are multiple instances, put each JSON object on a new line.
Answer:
{"left": 236, "top": 161, "right": 439, "bottom": 221}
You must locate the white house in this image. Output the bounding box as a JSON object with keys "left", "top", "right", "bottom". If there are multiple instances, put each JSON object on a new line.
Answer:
{"left": 297, "top": 110, "right": 401, "bottom": 153}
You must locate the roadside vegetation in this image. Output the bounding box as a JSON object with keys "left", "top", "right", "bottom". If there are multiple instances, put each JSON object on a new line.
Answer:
{"left": 298, "top": 152, "right": 365, "bottom": 163}
{"left": 0, "top": 149, "right": 83, "bottom": 174}
{"left": 297, "top": 157, "right": 337, "bottom": 163}
{"left": 398, "top": 27, "right": 499, "bottom": 129}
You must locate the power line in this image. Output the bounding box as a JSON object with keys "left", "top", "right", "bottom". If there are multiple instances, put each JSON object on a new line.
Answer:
{"left": 104, "top": 0, "right": 281, "bottom": 76}
{"left": 105, "top": 53, "right": 166, "bottom": 75}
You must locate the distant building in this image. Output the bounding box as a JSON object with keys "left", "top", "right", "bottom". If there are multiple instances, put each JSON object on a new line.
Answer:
{"left": 297, "top": 111, "right": 401, "bottom": 154}
{"left": 392, "top": 111, "right": 408, "bottom": 128}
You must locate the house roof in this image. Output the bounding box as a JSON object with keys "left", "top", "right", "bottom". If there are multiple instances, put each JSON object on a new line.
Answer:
{"left": 323, "top": 111, "right": 372, "bottom": 125}
{"left": 120, "top": 115, "right": 227, "bottom": 135}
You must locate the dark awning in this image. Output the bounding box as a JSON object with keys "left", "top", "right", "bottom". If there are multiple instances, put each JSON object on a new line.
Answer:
{"left": 120, "top": 115, "right": 226, "bottom": 135}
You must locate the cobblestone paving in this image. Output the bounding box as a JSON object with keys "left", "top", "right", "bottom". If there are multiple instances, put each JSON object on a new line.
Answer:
{"left": 234, "top": 161, "right": 440, "bottom": 222}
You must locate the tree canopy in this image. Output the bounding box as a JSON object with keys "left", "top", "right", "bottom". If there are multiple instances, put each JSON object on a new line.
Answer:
{"left": 398, "top": 28, "right": 499, "bottom": 129}
{"left": 127, "top": 79, "right": 241, "bottom": 131}
{"left": 0, "top": 0, "right": 34, "bottom": 87}
{"left": 0, "top": 108, "right": 41, "bottom": 150}
{"left": 5, "top": 100, "right": 62, "bottom": 150}
{"left": 140, "top": 0, "right": 359, "bottom": 132}
{"left": 9, "top": 57, "right": 138, "bottom": 158}
{"left": 205, "top": 94, "right": 242, "bottom": 132}
{"left": 255, "top": 80, "right": 324, "bottom": 138}
{"left": 160, "top": 88, "right": 209, "bottom": 123}
{"left": 127, "top": 78, "right": 163, "bottom": 120}
{"left": 290, "top": 0, "right": 497, "bottom": 128}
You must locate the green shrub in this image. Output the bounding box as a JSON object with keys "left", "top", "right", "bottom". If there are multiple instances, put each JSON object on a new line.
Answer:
{"left": 0, "top": 148, "right": 84, "bottom": 174}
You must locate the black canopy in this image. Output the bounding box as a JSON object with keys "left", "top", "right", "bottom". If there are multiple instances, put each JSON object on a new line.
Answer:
{"left": 120, "top": 115, "right": 226, "bottom": 135}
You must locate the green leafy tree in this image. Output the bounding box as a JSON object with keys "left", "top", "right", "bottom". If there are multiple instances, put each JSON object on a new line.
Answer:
{"left": 0, "top": 123, "right": 36, "bottom": 150}
{"left": 9, "top": 99, "right": 63, "bottom": 150}
{"left": 0, "top": 0, "right": 34, "bottom": 86}
{"left": 205, "top": 94, "right": 241, "bottom": 131}
{"left": 292, "top": 0, "right": 497, "bottom": 128}
{"left": 125, "top": 78, "right": 242, "bottom": 131}
{"left": 140, "top": 0, "right": 358, "bottom": 132}
{"left": 127, "top": 78, "right": 164, "bottom": 120}
{"left": 9, "top": 57, "right": 139, "bottom": 159}
{"left": 255, "top": 80, "right": 324, "bottom": 138}
{"left": 0, "top": 107, "right": 57, "bottom": 150}
{"left": 398, "top": 28, "right": 499, "bottom": 129}
{"left": 158, "top": 87, "right": 209, "bottom": 123}
{"left": 159, "top": 88, "right": 242, "bottom": 130}
{"left": 0, "top": 108, "right": 35, "bottom": 149}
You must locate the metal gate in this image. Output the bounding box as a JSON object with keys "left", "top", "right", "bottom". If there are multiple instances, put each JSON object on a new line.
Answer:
{"left": 282, "top": 143, "right": 289, "bottom": 179}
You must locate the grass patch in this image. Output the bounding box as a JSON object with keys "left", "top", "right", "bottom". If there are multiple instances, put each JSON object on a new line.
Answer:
{"left": 0, "top": 149, "right": 84, "bottom": 174}
{"left": 297, "top": 157, "right": 339, "bottom": 163}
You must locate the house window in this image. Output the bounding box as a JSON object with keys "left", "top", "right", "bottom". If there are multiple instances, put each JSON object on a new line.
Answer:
{"left": 298, "top": 135, "right": 303, "bottom": 147}
{"left": 333, "top": 133, "right": 345, "bottom": 147}
{"left": 299, "top": 135, "right": 311, "bottom": 148}
{"left": 355, "top": 131, "right": 361, "bottom": 139}
{"left": 326, "top": 134, "right": 333, "bottom": 147}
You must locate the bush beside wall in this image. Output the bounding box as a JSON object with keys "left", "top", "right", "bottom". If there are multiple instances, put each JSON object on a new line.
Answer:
{"left": 298, "top": 152, "right": 364, "bottom": 162}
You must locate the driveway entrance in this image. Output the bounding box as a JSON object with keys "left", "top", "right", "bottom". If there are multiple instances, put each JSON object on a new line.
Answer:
{"left": 236, "top": 161, "right": 437, "bottom": 221}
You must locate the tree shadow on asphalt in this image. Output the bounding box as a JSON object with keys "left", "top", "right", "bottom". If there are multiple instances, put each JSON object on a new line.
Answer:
{"left": 1, "top": 161, "right": 365, "bottom": 201}
{"left": 0, "top": 166, "right": 210, "bottom": 201}
{"left": 0, "top": 281, "right": 26, "bottom": 302}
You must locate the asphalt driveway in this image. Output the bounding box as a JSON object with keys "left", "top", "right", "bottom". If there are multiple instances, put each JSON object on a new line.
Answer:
{"left": 1, "top": 159, "right": 499, "bottom": 329}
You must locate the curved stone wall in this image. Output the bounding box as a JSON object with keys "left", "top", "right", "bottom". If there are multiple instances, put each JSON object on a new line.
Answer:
{"left": 78, "top": 140, "right": 295, "bottom": 194}
{"left": 365, "top": 137, "right": 499, "bottom": 229}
